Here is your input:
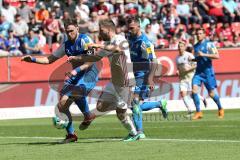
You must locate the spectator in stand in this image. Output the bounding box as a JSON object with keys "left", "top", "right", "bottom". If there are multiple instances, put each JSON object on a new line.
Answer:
{"left": 151, "top": 0, "right": 160, "bottom": 14}
{"left": 12, "top": 14, "right": 29, "bottom": 40}
{"left": 192, "top": 0, "right": 211, "bottom": 24}
{"left": 187, "top": 18, "right": 200, "bottom": 45}
{"left": 88, "top": 12, "right": 100, "bottom": 43}
{"left": 105, "top": 0, "right": 115, "bottom": 15}
{"left": 168, "top": 35, "right": 179, "bottom": 49}
{"left": 145, "top": 24, "right": 158, "bottom": 47}
{"left": 159, "top": 3, "right": 181, "bottom": 38}
{"left": 151, "top": 16, "right": 161, "bottom": 37}
{"left": 217, "top": 18, "right": 234, "bottom": 47}
{"left": 156, "top": 0, "right": 166, "bottom": 11}
{"left": 17, "top": 0, "right": 33, "bottom": 23}
{"left": 138, "top": 0, "right": 153, "bottom": 18}
{"left": 0, "top": 34, "right": 10, "bottom": 56}
{"left": 1, "top": 1, "right": 17, "bottom": 23}
{"left": 207, "top": 0, "right": 224, "bottom": 22}
{"left": 92, "top": 0, "right": 109, "bottom": 20}
{"left": 53, "top": 1, "right": 63, "bottom": 19}
{"left": 160, "top": 0, "right": 178, "bottom": 18}
{"left": 205, "top": 19, "right": 217, "bottom": 39}
{"left": 139, "top": 12, "right": 151, "bottom": 31}
{"left": 61, "top": 11, "right": 71, "bottom": 26}
{"left": 176, "top": 0, "right": 191, "bottom": 29}
{"left": 75, "top": 0, "right": 90, "bottom": 22}
{"left": 75, "top": 11, "right": 89, "bottom": 34}
{"left": 35, "top": 2, "right": 49, "bottom": 24}
{"left": 41, "top": 0, "right": 56, "bottom": 11}
{"left": 176, "top": 26, "right": 190, "bottom": 43}
{"left": 24, "top": 29, "right": 42, "bottom": 54}
{"left": 223, "top": 0, "right": 240, "bottom": 23}
{"left": 124, "top": 0, "right": 138, "bottom": 17}
{"left": 207, "top": 23, "right": 222, "bottom": 48}
{"left": 231, "top": 34, "right": 240, "bottom": 47}
{"left": 28, "top": 17, "right": 42, "bottom": 32}
{"left": 37, "top": 30, "right": 46, "bottom": 49}
{"left": 12, "top": 14, "right": 29, "bottom": 53}
{"left": 0, "top": 14, "right": 12, "bottom": 39}
{"left": 62, "top": 0, "right": 76, "bottom": 18}
{"left": 114, "top": 0, "right": 125, "bottom": 16}
{"left": 7, "top": 29, "right": 23, "bottom": 56}
{"left": 43, "top": 11, "right": 62, "bottom": 51}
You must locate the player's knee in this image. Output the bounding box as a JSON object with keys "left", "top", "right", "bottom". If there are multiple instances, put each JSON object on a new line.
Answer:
{"left": 97, "top": 101, "right": 109, "bottom": 112}
{"left": 192, "top": 87, "right": 198, "bottom": 94}
{"left": 116, "top": 108, "right": 127, "bottom": 121}
{"left": 131, "top": 95, "right": 140, "bottom": 106}
{"left": 180, "top": 91, "right": 186, "bottom": 98}
{"left": 96, "top": 102, "right": 104, "bottom": 112}
{"left": 57, "top": 102, "right": 65, "bottom": 112}
{"left": 58, "top": 97, "right": 71, "bottom": 112}
{"left": 209, "top": 91, "right": 215, "bottom": 98}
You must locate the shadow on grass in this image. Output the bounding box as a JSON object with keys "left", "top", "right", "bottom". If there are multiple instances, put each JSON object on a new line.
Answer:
{"left": 0, "top": 136, "right": 123, "bottom": 146}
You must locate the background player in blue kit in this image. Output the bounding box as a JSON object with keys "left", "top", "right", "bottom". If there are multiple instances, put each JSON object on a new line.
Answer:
{"left": 127, "top": 17, "right": 167, "bottom": 138}
{"left": 21, "top": 19, "right": 99, "bottom": 143}
{"left": 191, "top": 28, "right": 224, "bottom": 120}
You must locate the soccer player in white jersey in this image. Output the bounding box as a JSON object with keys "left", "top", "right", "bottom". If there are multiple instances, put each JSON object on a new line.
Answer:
{"left": 68, "top": 19, "right": 140, "bottom": 141}
{"left": 176, "top": 40, "right": 207, "bottom": 116}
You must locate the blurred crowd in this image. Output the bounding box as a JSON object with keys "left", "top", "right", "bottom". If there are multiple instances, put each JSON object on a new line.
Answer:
{"left": 0, "top": 0, "right": 240, "bottom": 56}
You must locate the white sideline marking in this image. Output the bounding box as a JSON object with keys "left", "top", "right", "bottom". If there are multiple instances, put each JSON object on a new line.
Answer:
{"left": 0, "top": 136, "right": 240, "bottom": 143}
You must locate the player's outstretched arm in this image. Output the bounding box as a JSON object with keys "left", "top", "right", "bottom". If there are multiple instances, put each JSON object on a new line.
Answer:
{"left": 21, "top": 54, "right": 59, "bottom": 64}
{"left": 67, "top": 55, "right": 103, "bottom": 63}
{"left": 89, "top": 43, "right": 123, "bottom": 55}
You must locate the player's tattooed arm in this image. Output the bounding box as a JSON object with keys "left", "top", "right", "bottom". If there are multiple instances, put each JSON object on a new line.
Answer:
{"left": 88, "top": 43, "right": 123, "bottom": 54}
{"left": 21, "top": 54, "right": 59, "bottom": 64}
{"left": 67, "top": 54, "right": 103, "bottom": 63}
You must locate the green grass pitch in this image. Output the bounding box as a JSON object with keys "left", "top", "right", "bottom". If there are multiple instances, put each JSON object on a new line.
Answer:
{"left": 0, "top": 109, "right": 240, "bottom": 160}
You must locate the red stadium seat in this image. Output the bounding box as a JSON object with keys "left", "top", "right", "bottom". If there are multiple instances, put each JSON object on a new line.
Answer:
{"left": 6, "top": 0, "right": 36, "bottom": 8}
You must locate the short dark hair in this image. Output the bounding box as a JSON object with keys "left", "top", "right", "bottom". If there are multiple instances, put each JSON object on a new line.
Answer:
{"left": 64, "top": 19, "right": 78, "bottom": 28}
{"left": 15, "top": 14, "right": 21, "bottom": 19}
{"left": 99, "top": 19, "right": 116, "bottom": 31}
{"left": 196, "top": 27, "right": 205, "bottom": 33}
{"left": 127, "top": 16, "right": 140, "bottom": 25}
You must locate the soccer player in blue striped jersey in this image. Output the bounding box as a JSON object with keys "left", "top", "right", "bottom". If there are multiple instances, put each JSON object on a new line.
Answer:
{"left": 21, "top": 19, "right": 99, "bottom": 143}
{"left": 191, "top": 28, "right": 224, "bottom": 120}
{"left": 127, "top": 17, "right": 168, "bottom": 139}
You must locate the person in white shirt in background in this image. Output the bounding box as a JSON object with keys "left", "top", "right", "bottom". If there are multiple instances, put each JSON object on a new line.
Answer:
{"left": 1, "top": 1, "right": 17, "bottom": 23}
{"left": 75, "top": 0, "right": 90, "bottom": 21}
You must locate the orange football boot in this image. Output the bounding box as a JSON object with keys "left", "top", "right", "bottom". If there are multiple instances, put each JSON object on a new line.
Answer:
{"left": 218, "top": 109, "right": 224, "bottom": 119}
{"left": 192, "top": 112, "right": 203, "bottom": 120}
